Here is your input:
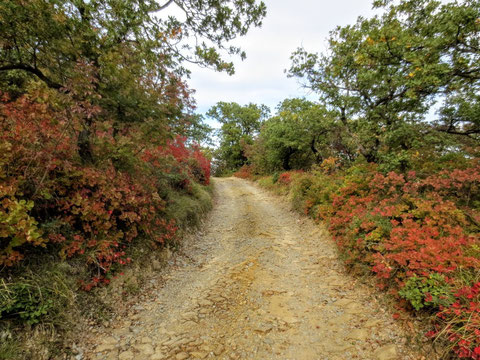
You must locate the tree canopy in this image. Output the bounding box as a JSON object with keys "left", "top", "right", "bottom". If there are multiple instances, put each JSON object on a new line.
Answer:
{"left": 0, "top": 0, "right": 266, "bottom": 137}
{"left": 207, "top": 101, "right": 269, "bottom": 172}
{"left": 288, "top": 0, "right": 480, "bottom": 165}
{"left": 0, "top": 0, "right": 266, "bottom": 296}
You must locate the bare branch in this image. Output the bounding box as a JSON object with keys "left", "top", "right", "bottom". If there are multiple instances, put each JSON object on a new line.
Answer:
{"left": 158, "top": 0, "right": 175, "bottom": 11}
{"left": 0, "top": 63, "right": 63, "bottom": 89}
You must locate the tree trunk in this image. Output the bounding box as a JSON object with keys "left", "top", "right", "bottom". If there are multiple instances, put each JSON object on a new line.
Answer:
{"left": 283, "top": 147, "right": 294, "bottom": 170}
{"left": 310, "top": 137, "right": 323, "bottom": 164}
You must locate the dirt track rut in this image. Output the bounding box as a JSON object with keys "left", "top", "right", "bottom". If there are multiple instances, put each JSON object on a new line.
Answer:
{"left": 83, "top": 177, "right": 420, "bottom": 360}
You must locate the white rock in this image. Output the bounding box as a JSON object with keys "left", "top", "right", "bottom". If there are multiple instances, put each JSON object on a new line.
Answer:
{"left": 118, "top": 350, "right": 134, "bottom": 360}
{"left": 374, "top": 344, "right": 397, "bottom": 360}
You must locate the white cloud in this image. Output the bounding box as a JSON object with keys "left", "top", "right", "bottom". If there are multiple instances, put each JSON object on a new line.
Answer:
{"left": 188, "top": 0, "right": 378, "bottom": 120}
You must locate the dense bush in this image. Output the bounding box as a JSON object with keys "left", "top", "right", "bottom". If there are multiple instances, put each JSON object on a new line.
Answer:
{"left": 233, "top": 165, "right": 254, "bottom": 179}
{"left": 251, "top": 159, "right": 480, "bottom": 358}
{"left": 0, "top": 90, "right": 211, "bottom": 293}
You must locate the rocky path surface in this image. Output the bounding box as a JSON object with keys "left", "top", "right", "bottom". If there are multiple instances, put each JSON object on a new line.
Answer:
{"left": 81, "top": 177, "right": 422, "bottom": 360}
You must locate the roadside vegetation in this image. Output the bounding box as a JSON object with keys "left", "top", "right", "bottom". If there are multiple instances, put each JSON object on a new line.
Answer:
{"left": 0, "top": 0, "right": 266, "bottom": 358}
{"left": 209, "top": 0, "right": 480, "bottom": 358}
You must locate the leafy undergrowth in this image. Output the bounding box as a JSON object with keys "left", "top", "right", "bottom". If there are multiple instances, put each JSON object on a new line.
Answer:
{"left": 238, "top": 159, "right": 480, "bottom": 359}
{"left": 0, "top": 89, "right": 212, "bottom": 359}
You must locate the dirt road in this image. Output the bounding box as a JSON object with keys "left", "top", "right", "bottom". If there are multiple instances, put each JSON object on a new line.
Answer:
{"left": 83, "top": 177, "right": 420, "bottom": 360}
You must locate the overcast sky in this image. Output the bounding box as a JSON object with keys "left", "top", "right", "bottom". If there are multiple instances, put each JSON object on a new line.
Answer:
{"left": 187, "top": 0, "right": 378, "bottom": 126}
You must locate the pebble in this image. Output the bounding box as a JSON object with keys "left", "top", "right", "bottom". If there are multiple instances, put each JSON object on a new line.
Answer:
{"left": 190, "top": 351, "right": 208, "bottom": 359}
{"left": 197, "top": 299, "right": 212, "bottom": 307}
{"left": 181, "top": 312, "right": 198, "bottom": 322}
{"left": 140, "top": 337, "right": 153, "bottom": 344}
{"left": 213, "top": 345, "right": 225, "bottom": 355}
{"left": 152, "top": 260, "right": 162, "bottom": 271}
{"left": 151, "top": 352, "right": 166, "bottom": 360}
{"left": 254, "top": 324, "right": 272, "bottom": 333}
{"left": 347, "top": 329, "right": 369, "bottom": 341}
{"left": 374, "top": 344, "right": 398, "bottom": 360}
{"left": 118, "top": 350, "right": 134, "bottom": 360}
{"left": 134, "top": 343, "right": 154, "bottom": 355}
{"left": 95, "top": 343, "right": 115, "bottom": 352}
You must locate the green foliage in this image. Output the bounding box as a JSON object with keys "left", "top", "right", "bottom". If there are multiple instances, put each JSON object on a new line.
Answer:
{"left": 207, "top": 102, "right": 270, "bottom": 173}
{"left": 0, "top": 0, "right": 267, "bottom": 126}
{"left": 0, "top": 282, "right": 53, "bottom": 325}
{"left": 288, "top": 164, "right": 343, "bottom": 218}
{"left": 0, "top": 264, "right": 75, "bottom": 327}
{"left": 272, "top": 172, "right": 279, "bottom": 184}
{"left": 0, "top": 196, "right": 44, "bottom": 266}
{"left": 0, "top": 338, "right": 20, "bottom": 360}
{"left": 399, "top": 274, "right": 454, "bottom": 311}
{"left": 288, "top": 0, "right": 480, "bottom": 163}
{"left": 254, "top": 99, "right": 331, "bottom": 171}
{"left": 167, "top": 183, "right": 213, "bottom": 230}
{"left": 257, "top": 176, "right": 275, "bottom": 189}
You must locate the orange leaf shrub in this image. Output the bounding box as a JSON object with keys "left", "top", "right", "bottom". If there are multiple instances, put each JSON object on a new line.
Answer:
{"left": 274, "top": 160, "right": 480, "bottom": 358}
{"left": 0, "top": 91, "right": 210, "bottom": 289}
{"left": 278, "top": 172, "right": 292, "bottom": 185}
{"left": 233, "top": 165, "right": 254, "bottom": 179}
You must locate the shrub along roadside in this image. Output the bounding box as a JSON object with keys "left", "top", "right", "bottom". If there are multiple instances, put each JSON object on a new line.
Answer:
{"left": 238, "top": 159, "right": 480, "bottom": 359}
{"left": 0, "top": 183, "right": 213, "bottom": 360}
{"left": 0, "top": 89, "right": 213, "bottom": 359}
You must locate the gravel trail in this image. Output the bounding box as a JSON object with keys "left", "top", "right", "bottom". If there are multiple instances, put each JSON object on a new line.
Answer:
{"left": 82, "top": 177, "right": 421, "bottom": 360}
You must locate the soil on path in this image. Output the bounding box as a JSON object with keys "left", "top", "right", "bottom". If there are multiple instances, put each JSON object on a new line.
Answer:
{"left": 82, "top": 177, "right": 423, "bottom": 360}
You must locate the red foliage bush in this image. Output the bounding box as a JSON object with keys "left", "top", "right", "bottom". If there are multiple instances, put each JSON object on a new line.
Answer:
{"left": 233, "top": 165, "right": 254, "bottom": 179}
{"left": 278, "top": 172, "right": 292, "bottom": 185}
{"left": 0, "top": 91, "right": 210, "bottom": 289}
{"left": 277, "top": 160, "right": 480, "bottom": 358}
{"left": 142, "top": 136, "right": 211, "bottom": 187}
{"left": 277, "top": 170, "right": 305, "bottom": 185}
{"left": 437, "top": 282, "right": 480, "bottom": 359}
{"left": 191, "top": 144, "right": 211, "bottom": 185}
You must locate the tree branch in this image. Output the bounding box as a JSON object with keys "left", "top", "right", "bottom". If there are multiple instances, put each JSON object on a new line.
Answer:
{"left": 158, "top": 0, "right": 175, "bottom": 11}
{"left": 437, "top": 124, "right": 480, "bottom": 137}
{"left": 0, "top": 63, "right": 63, "bottom": 89}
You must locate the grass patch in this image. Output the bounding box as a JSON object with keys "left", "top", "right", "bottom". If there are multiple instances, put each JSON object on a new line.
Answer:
{"left": 0, "top": 261, "right": 79, "bottom": 359}
{"left": 0, "top": 337, "right": 20, "bottom": 360}
{"left": 0, "top": 181, "right": 213, "bottom": 359}
{"left": 167, "top": 183, "right": 213, "bottom": 230}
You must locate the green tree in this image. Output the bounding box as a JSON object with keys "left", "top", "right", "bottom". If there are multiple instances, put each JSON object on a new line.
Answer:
{"left": 0, "top": 0, "right": 266, "bottom": 160}
{"left": 252, "top": 99, "right": 332, "bottom": 171}
{"left": 289, "top": 0, "right": 480, "bottom": 165}
{"left": 0, "top": 0, "right": 267, "bottom": 90}
{"left": 207, "top": 102, "right": 269, "bottom": 172}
